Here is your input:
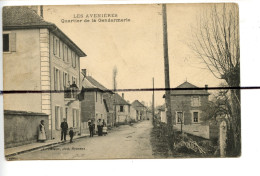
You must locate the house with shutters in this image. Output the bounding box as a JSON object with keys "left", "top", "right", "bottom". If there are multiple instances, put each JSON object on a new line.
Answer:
{"left": 3, "top": 6, "right": 86, "bottom": 140}
{"left": 166, "top": 81, "right": 210, "bottom": 139}
{"left": 80, "top": 70, "right": 112, "bottom": 133}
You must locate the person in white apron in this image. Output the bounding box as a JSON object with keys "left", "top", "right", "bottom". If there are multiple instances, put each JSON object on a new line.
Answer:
{"left": 38, "top": 120, "right": 47, "bottom": 142}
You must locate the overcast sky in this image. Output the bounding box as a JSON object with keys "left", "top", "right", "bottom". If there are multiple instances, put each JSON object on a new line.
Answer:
{"left": 43, "top": 4, "right": 221, "bottom": 106}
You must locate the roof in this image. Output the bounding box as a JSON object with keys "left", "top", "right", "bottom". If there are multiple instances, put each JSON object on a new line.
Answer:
{"left": 3, "top": 6, "right": 86, "bottom": 57}
{"left": 81, "top": 74, "right": 112, "bottom": 93}
{"left": 169, "top": 81, "right": 210, "bottom": 96}
{"left": 131, "top": 100, "right": 146, "bottom": 109}
{"left": 114, "top": 93, "right": 130, "bottom": 105}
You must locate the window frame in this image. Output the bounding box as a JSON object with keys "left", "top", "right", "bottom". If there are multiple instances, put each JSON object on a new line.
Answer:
{"left": 176, "top": 111, "right": 184, "bottom": 124}
{"left": 191, "top": 96, "right": 201, "bottom": 107}
{"left": 191, "top": 110, "right": 200, "bottom": 123}
{"left": 3, "top": 32, "right": 11, "bottom": 53}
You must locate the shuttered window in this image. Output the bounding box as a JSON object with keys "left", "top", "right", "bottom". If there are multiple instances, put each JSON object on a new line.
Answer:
{"left": 3, "top": 32, "right": 16, "bottom": 52}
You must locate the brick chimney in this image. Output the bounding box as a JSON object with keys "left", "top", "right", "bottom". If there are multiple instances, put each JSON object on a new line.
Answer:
{"left": 205, "top": 84, "right": 208, "bottom": 92}
{"left": 82, "top": 69, "right": 87, "bottom": 77}
{"left": 29, "top": 6, "right": 43, "bottom": 18}
{"left": 122, "top": 93, "right": 124, "bottom": 99}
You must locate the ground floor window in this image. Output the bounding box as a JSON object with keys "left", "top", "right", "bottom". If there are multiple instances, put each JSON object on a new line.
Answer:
{"left": 193, "top": 112, "right": 199, "bottom": 123}
{"left": 73, "top": 109, "right": 80, "bottom": 128}
{"left": 177, "top": 112, "right": 183, "bottom": 123}
{"left": 55, "top": 106, "right": 61, "bottom": 130}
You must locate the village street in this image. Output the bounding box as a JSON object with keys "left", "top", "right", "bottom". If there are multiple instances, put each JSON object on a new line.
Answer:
{"left": 11, "top": 120, "right": 154, "bottom": 160}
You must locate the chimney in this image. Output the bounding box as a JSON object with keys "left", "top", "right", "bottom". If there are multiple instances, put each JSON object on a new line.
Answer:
{"left": 205, "top": 84, "right": 208, "bottom": 92}
{"left": 29, "top": 6, "right": 43, "bottom": 18}
{"left": 122, "top": 93, "right": 124, "bottom": 99}
{"left": 82, "top": 69, "right": 86, "bottom": 77}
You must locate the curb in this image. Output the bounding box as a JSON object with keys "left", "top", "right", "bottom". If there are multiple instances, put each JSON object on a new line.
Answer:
{"left": 5, "top": 135, "right": 89, "bottom": 159}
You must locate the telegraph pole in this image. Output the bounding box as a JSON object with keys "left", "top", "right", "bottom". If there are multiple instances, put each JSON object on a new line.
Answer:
{"left": 162, "top": 4, "right": 174, "bottom": 150}
{"left": 152, "top": 77, "right": 155, "bottom": 123}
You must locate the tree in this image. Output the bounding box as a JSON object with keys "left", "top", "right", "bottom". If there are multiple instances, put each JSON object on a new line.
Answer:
{"left": 190, "top": 4, "right": 240, "bottom": 156}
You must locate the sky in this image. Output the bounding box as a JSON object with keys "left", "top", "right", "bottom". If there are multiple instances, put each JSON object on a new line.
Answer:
{"left": 43, "top": 4, "right": 221, "bottom": 106}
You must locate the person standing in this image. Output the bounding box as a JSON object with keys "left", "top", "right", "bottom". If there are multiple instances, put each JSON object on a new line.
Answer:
{"left": 88, "top": 120, "right": 94, "bottom": 137}
{"left": 38, "top": 120, "right": 47, "bottom": 142}
{"left": 60, "top": 118, "right": 68, "bottom": 141}
{"left": 69, "top": 127, "right": 74, "bottom": 143}
{"left": 97, "top": 119, "right": 103, "bottom": 136}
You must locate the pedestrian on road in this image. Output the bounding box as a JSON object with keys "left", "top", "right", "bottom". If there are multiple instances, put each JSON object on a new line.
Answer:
{"left": 38, "top": 120, "right": 47, "bottom": 142}
{"left": 60, "top": 118, "right": 68, "bottom": 141}
{"left": 97, "top": 119, "right": 103, "bottom": 136}
{"left": 69, "top": 127, "right": 74, "bottom": 143}
{"left": 88, "top": 120, "right": 94, "bottom": 137}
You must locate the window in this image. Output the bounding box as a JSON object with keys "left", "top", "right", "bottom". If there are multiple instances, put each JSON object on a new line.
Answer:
{"left": 191, "top": 96, "right": 200, "bottom": 107}
{"left": 101, "top": 94, "right": 103, "bottom": 104}
{"left": 54, "top": 67, "right": 61, "bottom": 90}
{"left": 177, "top": 112, "right": 183, "bottom": 123}
{"left": 68, "top": 49, "right": 71, "bottom": 63}
{"left": 71, "top": 51, "right": 75, "bottom": 67}
{"left": 193, "top": 112, "right": 199, "bottom": 123}
{"left": 73, "top": 109, "right": 79, "bottom": 128}
{"left": 120, "top": 105, "right": 124, "bottom": 112}
{"left": 62, "top": 43, "right": 65, "bottom": 61}
{"left": 63, "top": 72, "right": 68, "bottom": 87}
{"left": 64, "top": 46, "right": 68, "bottom": 62}
{"left": 96, "top": 91, "right": 98, "bottom": 102}
{"left": 3, "top": 34, "right": 9, "bottom": 52}
{"left": 55, "top": 106, "right": 60, "bottom": 130}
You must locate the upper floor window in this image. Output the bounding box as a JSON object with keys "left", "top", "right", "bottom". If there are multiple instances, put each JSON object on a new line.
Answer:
{"left": 3, "top": 34, "right": 9, "bottom": 52}
{"left": 191, "top": 96, "right": 200, "bottom": 107}
{"left": 54, "top": 67, "right": 61, "bottom": 91}
{"left": 193, "top": 112, "right": 199, "bottom": 123}
{"left": 120, "top": 105, "right": 124, "bottom": 112}
{"left": 3, "top": 32, "right": 16, "bottom": 52}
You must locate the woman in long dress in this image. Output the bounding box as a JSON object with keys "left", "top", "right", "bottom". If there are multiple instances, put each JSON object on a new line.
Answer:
{"left": 38, "top": 120, "right": 47, "bottom": 142}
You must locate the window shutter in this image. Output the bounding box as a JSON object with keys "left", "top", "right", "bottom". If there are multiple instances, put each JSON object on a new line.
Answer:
{"left": 10, "top": 32, "right": 16, "bottom": 52}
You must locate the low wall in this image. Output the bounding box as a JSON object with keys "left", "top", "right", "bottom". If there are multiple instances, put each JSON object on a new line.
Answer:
{"left": 4, "top": 110, "right": 49, "bottom": 148}
{"left": 174, "top": 124, "right": 210, "bottom": 139}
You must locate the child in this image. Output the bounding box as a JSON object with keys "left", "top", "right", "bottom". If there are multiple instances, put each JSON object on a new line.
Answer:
{"left": 69, "top": 127, "right": 74, "bottom": 143}
{"left": 103, "top": 125, "right": 108, "bottom": 136}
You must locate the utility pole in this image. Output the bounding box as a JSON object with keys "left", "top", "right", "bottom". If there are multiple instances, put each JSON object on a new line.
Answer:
{"left": 162, "top": 4, "right": 174, "bottom": 150}
{"left": 152, "top": 77, "right": 155, "bottom": 123}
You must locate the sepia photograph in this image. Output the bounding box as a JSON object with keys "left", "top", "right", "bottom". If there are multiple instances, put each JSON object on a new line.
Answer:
{"left": 2, "top": 3, "right": 240, "bottom": 160}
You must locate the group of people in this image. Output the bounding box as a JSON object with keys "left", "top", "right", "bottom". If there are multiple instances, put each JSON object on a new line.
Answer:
{"left": 38, "top": 118, "right": 108, "bottom": 143}
{"left": 38, "top": 118, "right": 74, "bottom": 143}
{"left": 88, "top": 119, "right": 107, "bottom": 137}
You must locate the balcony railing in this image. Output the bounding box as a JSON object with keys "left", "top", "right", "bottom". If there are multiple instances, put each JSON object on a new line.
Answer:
{"left": 64, "top": 86, "right": 79, "bottom": 99}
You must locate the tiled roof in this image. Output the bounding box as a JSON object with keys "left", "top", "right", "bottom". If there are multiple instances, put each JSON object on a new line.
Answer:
{"left": 3, "top": 6, "right": 86, "bottom": 57}
{"left": 171, "top": 81, "right": 210, "bottom": 95}
{"left": 131, "top": 100, "right": 146, "bottom": 108}
{"left": 82, "top": 75, "right": 111, "bottom": 92}
{"left": 114, "top": 93, "right": 130, "bottom": 105}
{"left": 3, "top": 6, "right": 52, "bottom": 27}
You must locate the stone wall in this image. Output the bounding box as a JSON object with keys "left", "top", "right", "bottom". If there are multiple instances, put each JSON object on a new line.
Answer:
{"left": 4, "top": 110, "right": 49, "bottom": 148}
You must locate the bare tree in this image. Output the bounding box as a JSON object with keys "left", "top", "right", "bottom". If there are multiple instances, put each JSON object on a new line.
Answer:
{"left": 190, "top": 4, "right": 240, "bottom": 156}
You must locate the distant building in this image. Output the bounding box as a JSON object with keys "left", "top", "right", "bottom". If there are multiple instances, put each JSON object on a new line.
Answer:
{"left": 165, "top": 81, "right": 210, "bottom": 138}
{"left": 80, "top": 71, "right": 112, "bottom": 133}
{"left": 114, "top": 93, "right": 131, "bottom": 124}
{"left": 131, "top": 100, "right": 147, "bottom": 121}
{"left": 157, "top": 104, "right": 166, "bottom": 123}
{"left": 3, "top": 6, "right": 86, "bottom": 139}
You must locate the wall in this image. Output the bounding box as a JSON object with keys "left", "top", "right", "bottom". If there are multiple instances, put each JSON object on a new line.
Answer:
{"left": 160, "top": 111, "right": 166, "bottom": 123}
{"left": 3, "top": 29, "right": 42, "bottom": 112}
{"left": 130, "top": 106, "right": 137, "bottom": 122}
{"left": 95, "top": 91, "right": 107, "bottom": 124}
{"left": 116, "top": 105, "right": 130, "bottom": 123}
{"left": 174, "top": 124, "right": 210, "bottom": 139}
{"left": 4, "top": 110, "right": 49, "bottom": 148}
{"left": 81, "top": 91, "right": 95, "bottom": 122}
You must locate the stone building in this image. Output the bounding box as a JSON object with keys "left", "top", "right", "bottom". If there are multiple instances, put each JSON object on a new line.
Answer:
{"left": 3, "top": 6, "right": 86, "bottom": 140}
